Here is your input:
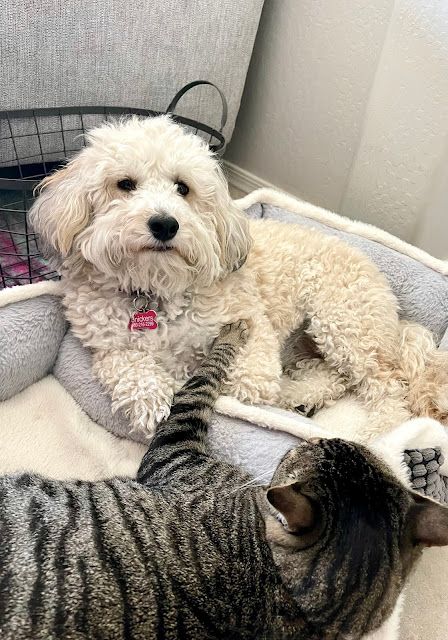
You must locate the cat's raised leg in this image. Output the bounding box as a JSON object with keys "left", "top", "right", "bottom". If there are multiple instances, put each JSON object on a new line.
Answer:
{"left": 137, "top": 321, "right": 248, "bottom": 485}
{"left": 222, "top": 314, "right": 282, "bottom": 405}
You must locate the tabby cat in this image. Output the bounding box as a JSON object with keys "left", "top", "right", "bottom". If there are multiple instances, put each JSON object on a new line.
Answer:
{"left": 0, "top": 321, "right": 447, "bottom": 640}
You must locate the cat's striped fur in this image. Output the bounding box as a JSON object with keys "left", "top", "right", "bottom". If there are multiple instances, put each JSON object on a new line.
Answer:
{"left": 1, "top": 321, "right": 447, "bottom": 640}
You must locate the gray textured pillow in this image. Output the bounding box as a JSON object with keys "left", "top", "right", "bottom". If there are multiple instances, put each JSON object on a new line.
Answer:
{"left": 0, "top": 295, "right": 67, "bottom": 401}
{"left": 53, "top": 330, "right": 140, "bottom": 442}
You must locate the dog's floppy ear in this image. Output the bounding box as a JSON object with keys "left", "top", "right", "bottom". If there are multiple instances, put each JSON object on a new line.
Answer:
{"left": 221, "top": 203, "right": 252, "bottom": 273}
{"left": 212, "top": 165, "right": 252, "bottom": 274}
{"left": 29, "top": 156, "right": 91, "bottom": 258}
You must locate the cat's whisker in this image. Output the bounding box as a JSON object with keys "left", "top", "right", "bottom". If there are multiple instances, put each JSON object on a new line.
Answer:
{"left": 227, "top": 470, "right": 274, "bottom": 494}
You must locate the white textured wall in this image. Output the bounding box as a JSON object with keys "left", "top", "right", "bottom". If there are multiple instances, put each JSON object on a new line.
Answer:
{"left": 226, "top": 0, "right": 448, "bottom": 255}
{"left": 415, "top": 141, "right": 448, "bottom": 259}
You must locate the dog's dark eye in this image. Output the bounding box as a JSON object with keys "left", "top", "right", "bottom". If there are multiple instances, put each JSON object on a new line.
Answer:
{"left": 176, "top": 181, "right": 189, "bottom": 197}
{"left": 117, "top": 178, "right": 136, "bottom": 191}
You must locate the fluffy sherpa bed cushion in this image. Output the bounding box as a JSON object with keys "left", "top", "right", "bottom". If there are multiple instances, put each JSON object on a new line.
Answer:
{"left": 0, "top": 294, "right": 67, "bottom": 401}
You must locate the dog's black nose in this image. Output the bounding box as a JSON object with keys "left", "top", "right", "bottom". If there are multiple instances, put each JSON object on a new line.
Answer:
{"left": 148, "top": 215, "right": 179, "bottom": 242}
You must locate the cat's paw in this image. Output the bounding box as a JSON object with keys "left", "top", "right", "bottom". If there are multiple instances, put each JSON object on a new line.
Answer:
{"left": 216, "top": 320, "right": 249, "bottom": 348}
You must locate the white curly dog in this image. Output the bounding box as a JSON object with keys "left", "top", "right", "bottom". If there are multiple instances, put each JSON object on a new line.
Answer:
{"left": 30, "top": 116, "right": 448, "bottom": 442}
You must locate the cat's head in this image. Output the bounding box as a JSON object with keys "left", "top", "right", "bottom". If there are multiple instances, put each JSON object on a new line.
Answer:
{"left": 265, "top": 438, "right": 448, "bottom": 639}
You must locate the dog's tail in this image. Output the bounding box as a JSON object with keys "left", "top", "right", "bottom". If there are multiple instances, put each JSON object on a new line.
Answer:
{"left": 399, "top": 320, "right": 448, "bottom": 423}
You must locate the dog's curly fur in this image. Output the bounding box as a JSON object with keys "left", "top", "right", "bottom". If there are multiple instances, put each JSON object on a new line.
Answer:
{"left": 29, "top": 116, "right": 448, "bottom": 442}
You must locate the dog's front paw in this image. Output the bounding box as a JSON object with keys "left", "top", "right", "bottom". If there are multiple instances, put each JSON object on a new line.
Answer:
{"left": 112, "top": 391, "right": 173, "bottom": 438}
{"left": 134, "top": 394, "right": 173, "bottom": 436}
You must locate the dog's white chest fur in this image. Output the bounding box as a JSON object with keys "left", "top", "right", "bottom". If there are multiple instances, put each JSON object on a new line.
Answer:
{"left": 63, "top": 282, "right": 227, "bottom": 383}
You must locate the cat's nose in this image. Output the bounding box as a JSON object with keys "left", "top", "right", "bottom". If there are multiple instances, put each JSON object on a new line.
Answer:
{"left": 148, "top": 215, "right": 179, "bottom": 242}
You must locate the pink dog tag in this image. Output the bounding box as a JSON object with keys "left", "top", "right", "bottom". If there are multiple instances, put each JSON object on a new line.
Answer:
{"left": 128, "top": 310, "right": 158, "bottom": 331}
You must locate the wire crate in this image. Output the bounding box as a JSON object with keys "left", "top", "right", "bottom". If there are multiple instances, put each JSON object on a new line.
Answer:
{"left": 0, "top": 81, "right": 227, "bottom": 289}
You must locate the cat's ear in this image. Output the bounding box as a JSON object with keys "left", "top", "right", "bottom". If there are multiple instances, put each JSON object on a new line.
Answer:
{"left": 408, "top": 493, "right": 448, "bottom": 547}
{"left": 267, "top": 483, "right": 322, "bottom": 546}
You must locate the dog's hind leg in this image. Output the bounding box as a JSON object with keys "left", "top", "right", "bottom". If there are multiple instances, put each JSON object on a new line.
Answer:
{"left": 279, "top": 360, "right": 347, "bottom": 416}
{"left": 280, "top": 323, "right": 347, "bottom": 414}
{"left": 279, "top": 322, "right": 410, "bottom": 437}
{"left": 356, "top": 373, "right": 411, "bottom": 439}
{"left": 293, "top": 292, "right": 412, "bottom": 438}
{"left": 306, "top": 308, "right": 411, "bottom": 438}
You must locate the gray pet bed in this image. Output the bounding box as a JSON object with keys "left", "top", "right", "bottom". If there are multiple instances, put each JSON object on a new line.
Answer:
{"left": 1, "top": 189, "right": 448, "bottom": 640}
{"left": 2, "top": 190, "right": 448, "bottom": 498}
